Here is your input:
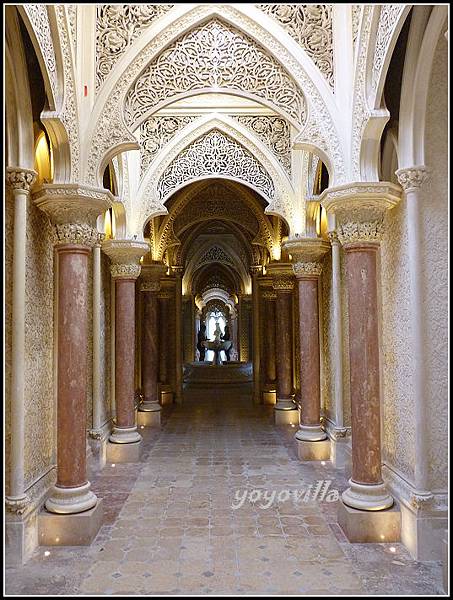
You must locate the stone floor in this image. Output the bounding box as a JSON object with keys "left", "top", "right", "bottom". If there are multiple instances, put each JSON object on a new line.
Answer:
{"left": 6, "top": 384, "right": 444, "bottom": 595}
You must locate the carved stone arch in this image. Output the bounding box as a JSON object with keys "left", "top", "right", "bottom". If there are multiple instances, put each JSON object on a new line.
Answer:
{"left": 85, "top": 4, "right": 345, "bottom": 188}
{"left": 397, "top": 5, "right": 448, "bottom": 168}
{"left": 137, "top": 115, "right": 295, "bottom": 232}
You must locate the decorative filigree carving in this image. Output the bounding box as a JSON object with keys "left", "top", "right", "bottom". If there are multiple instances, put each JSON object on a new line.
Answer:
{"left": 140, "top": 116, "right": 197, "bottom": 176}
{"left": 6, "top": 168, "right": 37, "bottom": 192}
{"left": 258, "top": 4, "right": 334, "bottom": 88}
{"left": 232, "top": 115, "right": 291, "bottom": 174}
{"left": 409, "top": 492, "right": 435, "bottom": 510}
{"left": 157, "top": 129, "right": 275, "bottom": 202}
{"left": 272, "top": 276, "right": 294, "bottom": 291}
{"left": 293, "top": 261, "right": 323, "bottom": 277}
{"left": 262, "top": 290, "right": 277, "bottom": 300}
{"left": 372, "top": 5, "right": 405, "bottom": 92}
{"left": 96, "top": 4, "right": 174, "bottom": 90}
{"left": 110, "top": 263, "right": 141, "bottom": 279}
{"left": 140, "top": 280, "right": 160, "bottom": 292}
{"left": 5, "top": 495, "right": 29, "bottom": 515}
{"left": 23, "top": 5, "right": 57, "bottom": 98}
{"left": 198, "top": 246, "right": 234, "bottom": 267}
{"left": 124, "top": 19, "right": 306, "bottom": 128}
{"left": 66, "top": 5, "right": 77, "bottom": 51}
{"left": 395, "top": 166, "right": 430, "bottom": 192}
{"left": 351, "top": 6, "right": 361, "bottom": 49}
{"left": 54, "top": 223, "right": 99, "bottom": 247}
{"left": 337, "top": 220, "right": 385, "bottom": 245}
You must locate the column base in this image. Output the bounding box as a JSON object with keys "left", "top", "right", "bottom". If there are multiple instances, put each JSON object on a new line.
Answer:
{"left": 342, "top": 479, "right": 394, "bottom": 511}
{"left": 109, "top": 425, "right": 142, "bottom": 444}
{"left": 106, "top": 440, "right": 142, "bottom": 463}
{"left": 5, "top": 510, "right": 38, "bottom": 566}
{"left": 160, "top": 385, "right": 173, "bottom": 405}
{"left": 338, "top": 499, "right": 401, "bottom": 543}
{"left": 137, "top": 410, "right": 161, "bottom": 427}
{"left": 39, "top": 498, "right": 103, "bottom": 546}
{"left": 296, "top": 439, "right": 331, "bottom": 461}
{"left": 274, "top": 407, "right": 299, "bottom": 425}
{"left": 263, "top": 390, "right": 276, "bottom": 405}
{"left": 44, "top": 482, "right": 98, "bottom": 515}
{"left": 295, "top": 424, "right": 326, "bottom": 442}
{"left": 139, "top": 401, "right": 161, "bottom": 412}
{"left": 275, "top": 398, "right": 296, "bottom": 410}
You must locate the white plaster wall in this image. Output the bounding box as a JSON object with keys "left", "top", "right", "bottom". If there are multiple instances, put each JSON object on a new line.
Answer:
{"left": 421, "top": 32, "right": 448, "bottom": 492}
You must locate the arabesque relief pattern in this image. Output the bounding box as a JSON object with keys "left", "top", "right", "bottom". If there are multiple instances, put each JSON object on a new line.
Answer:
{"left": 258, "top": 4, "right": 334, "bottom": 88}
{"left": 124, "top": 19, "right": 307, "bottom": 128}
{"left": 157, "top": 129, "right": 275, "bottom": 202}
{"left": 96, "top": 4, "right": 174, "bottom": 90}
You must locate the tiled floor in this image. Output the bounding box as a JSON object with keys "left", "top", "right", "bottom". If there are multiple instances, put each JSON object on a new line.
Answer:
{"left": 6, "top": 384, "right": 444, "bottom": 595}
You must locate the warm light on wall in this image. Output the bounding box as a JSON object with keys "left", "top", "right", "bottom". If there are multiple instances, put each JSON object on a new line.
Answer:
{"left": 34, "top": 130, "right": 53, "bottom": 184}
{"left": 271, "top": 244, "right": 281, "bottom": 261}
{"left": 104, "top": 209, "right": 116, "bottom": 239}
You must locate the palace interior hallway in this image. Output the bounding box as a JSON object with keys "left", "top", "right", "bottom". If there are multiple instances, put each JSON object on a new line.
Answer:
{"left": 6, "top": 387, "right": 442, "bottom": 596}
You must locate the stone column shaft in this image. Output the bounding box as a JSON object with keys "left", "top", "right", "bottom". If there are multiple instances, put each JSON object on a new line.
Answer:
{"left": 174, "top": 269, "right": 183, "bottom": 404}
{"left": 141, "top": 290, "right": 160, "bottom": 410}
{"left": 6, "top": 168, "right": 36, "bottom": 513}
{"left": 159, "top": 293, "right": 170, "bottom": 384}
{"left": 91, "top": 241, "right": 102, "bottom": 433}
{"left": 263, "top": 294, "right": 277, "bottom": 383}
{"left": 275, "top": 289, "right": 293, "bottom": 405}
{"left": 251, "top": 267, "right": 262, "bottom": 404}
{"left": 330, "top": 233, "right": 345, "bottom": 429}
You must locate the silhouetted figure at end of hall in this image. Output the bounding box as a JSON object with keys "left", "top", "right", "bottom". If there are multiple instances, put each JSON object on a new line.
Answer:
{"left": 197, "top": 323, "right": 207, "bottom": 361}
{"left": 221, "top": 324, "right": 231, "bottom": 361}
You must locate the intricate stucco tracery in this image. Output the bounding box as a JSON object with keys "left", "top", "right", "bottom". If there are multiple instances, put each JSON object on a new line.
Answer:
{"left": 140, "top": 116, "right": 197, "bottom": 177}
{"left": 371, "top": 5, "right": 406, "bottom": 93}
{"left": 96, "top": 4, "right": 174, "bottom": 90}
{"left": 258, "top": 4, "right": 334, "bottom": 88}
{"left": 232, "top": 115, "right": 291, "bottom": 175}
{"left": 157, "top": 129, "right": 275, "bottom": 203}
{"left": 124, "top": 19, "right": 307, "bottom": 129}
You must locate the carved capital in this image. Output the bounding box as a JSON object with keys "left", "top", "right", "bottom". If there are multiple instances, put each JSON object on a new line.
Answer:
{"left": 5, "top": 495, "right": 29, "bottom": 515}
{"left": 272, "top": 276, "right": 294, "bottom": 291}
{"left": 262, "top": 290, "right": 277, "bottom": 301}
{"left": 250, "top": 264, "right": 263, "bottom": 276}
{"left": 33, "top": 183, "right": 114, "bottom": 228}
{"left": 158, "top": 291, "right": 173, "bottom": 300}
{"left": 293, "top": 261, "right": 323, "bottom": 277}
{"left": 140, "top": 263, "right": 166, "bottom": 291}
{"left": 395, "top": 166, "right": 430, "bottom": 193}
{"left": 140, "top": 280, "right": 160, "bottom": 292}
{"left": 327, "top": 230, "right": 339, "bottom": 243}
{"left": 110, "top": 263, "right": 141, "bottom": 279}
{"left": 330, "top": 427, "right": 351, "bottom": 440}
{"left": 88, "top": 428, "right": 104, "bottom": 440}
{"left": 284, "top": 237, "right": 330, "bottom": 278}
{"left": 54, "top": 223, "right": 99, "bottom": 247}
{"left": 337, "top": 220, "right": 385, "bottom": 246}
{"left": 6, "top": 167, "right": 37, "bottom": 192}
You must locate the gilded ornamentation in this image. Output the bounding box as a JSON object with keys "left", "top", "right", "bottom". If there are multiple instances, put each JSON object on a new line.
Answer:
{"left": 6, "top": 168, "right": 37, "bottom": 192}
{"left": 96, "top": 4, "right": 174, "bottom": 90}
{"left": 262, "top": 290, "right": 277, "bottom": 301}
{"left": 198, "top": 246, "right": 234, "bottom": 268}
{"left": 157, "top": 129, "right": 275, "bottom": 203}
{"left": 272, "top": 276, "right": 294, "bottom": 291}
{"left": 258, "top": 4, "right": 334, "bottom": 88}
{"left": 232, "top": 115, "right": 291, "bottom": 174}
{"left": 140, "top": 280, "right": 160, "bottom": 292}
{"left": 124, "top": 19, "right": 306, "bottom": 128}
{"left": 293, "top": 261, "right": 323, "bottom": 277}
{"left": 140, "top": 116, "right": 197, "bottom": 176}
{"left": 395, "top": 166, "right": 430, "bottom": 192}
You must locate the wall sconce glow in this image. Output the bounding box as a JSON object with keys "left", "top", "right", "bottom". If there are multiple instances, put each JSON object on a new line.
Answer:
{"left": 271, "top": 245, "right": 281, "bottom": 261}
{"left": 104, "top": 210, "right": 112, "bottom": 239}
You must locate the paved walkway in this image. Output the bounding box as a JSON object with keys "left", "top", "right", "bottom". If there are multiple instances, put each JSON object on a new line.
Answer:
{"left": 6, "top": 385, "right": 443, "bottom": 595}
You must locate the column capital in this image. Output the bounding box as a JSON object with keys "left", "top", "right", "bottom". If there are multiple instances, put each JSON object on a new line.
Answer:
{"left": 158, "top": 290, "right": 173, "bottom": 300}
{"left": 6, "top": 167, "right": 37, "bottom": 192}
{"left": 284, "top": 237, "right": 330, "bottom": 278}
{"left": 140, "top": 263, "right": 166, "bottom": 292}
{"left": 262, "top": 290, "right": 277, "bottom": 301}
{"left": 327, "top": 230, "right": 339, "bottom": 244}
{"left": 395, "top": 166, "right": 430, "bottom": 192}
{"left": 102, "top": 239, "right": 149, "bottom": 279}
{"left": 319, "top": 181, "right": 402, "bottom": 247}
{"left": 267, "top": 262, "right": 295, "bottom": 291}
{"left": 171, "top": 265, "right": 184, "bottom": 277}
{"left": 250, "top": 264, "right": 263, "bottom": 276}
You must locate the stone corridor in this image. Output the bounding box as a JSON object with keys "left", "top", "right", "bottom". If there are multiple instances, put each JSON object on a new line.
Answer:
{"left": 6, "top": 386, "right": 443, "bottom": 595}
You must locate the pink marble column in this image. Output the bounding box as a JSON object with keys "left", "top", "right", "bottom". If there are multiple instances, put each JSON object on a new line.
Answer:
{"left": 262, "top": 291, "right": 277, "bottom": 385}
{"left": 32, "top": 184, "right": 113, "bottom": 515}
{"left": 158, "top": 292, "right": 171, "bottom": 386}
{"left": 140, "top": 287, "right": 160, "bottom": 411}
{"left": 320, "top": 182, "right": 401, "bottom": 511}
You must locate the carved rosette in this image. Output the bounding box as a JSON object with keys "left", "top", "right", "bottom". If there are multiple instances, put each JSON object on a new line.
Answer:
{"left": 32, "top": 184, "right": 114, "bottom": 247}
{"left": 284, "top": 237, "right": 330, "bottom": 278}
{"left": 102, "top": 239, "right": 150, "bottom": 280}
{"left": 6, "top": 167, "right": 37, "bottom": 192}
{"left": 320, "top": 182, "right": 402, "bottom": 248}
{"left": 395, "top": 166, "right": 430, "bottom": 193}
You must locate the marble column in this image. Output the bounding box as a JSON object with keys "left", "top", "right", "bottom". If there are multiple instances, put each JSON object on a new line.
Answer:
{"left": 91, "top": 234, "right": 105, "bottom": 437}
{"left": 285, "top": 238, "right": 330, "bottom": 446}
{"left": 396, "top": 166, "right": 432, "bottom": 500}
{"left": 250, "top": 265, "right": 262, "bottom": 404}
{"left": 321, "top": 182, "right": 402, "bottom": 511}
{"left": 267, "top": 263, "right": 297, "bottom": 423}
{"left": 158, "top": 290, "right": 173, "bottom": 404}
{"left": 102, "top": 240, "right": 149, "bottom": 446}
{"left": 172, "top": 266, "right": 184, "bottom": 404}
{"left": 5, "top": 168, "right": 37, "bottom": 515}
{"left": 33, "top": 183, "right": 113, "bottom": 514}
{"left": 261, "top": 290, "right": 277, "bottom": 402}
